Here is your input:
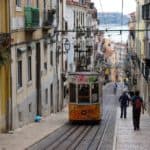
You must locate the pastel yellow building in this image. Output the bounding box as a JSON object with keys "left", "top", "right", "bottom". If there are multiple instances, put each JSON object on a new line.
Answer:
{"left": 0, "top": 0, "right": 11, "bottom": 132}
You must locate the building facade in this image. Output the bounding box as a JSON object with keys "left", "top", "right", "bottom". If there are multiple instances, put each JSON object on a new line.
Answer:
{"left": 65, "top": 0, "right": 99, "bottom": 73}
{"left": 10, "top": 0, "right": 58, "bottom": 130}
{"left": 0, "top": 0, "right": 99, "bottom": 132}
{"left": 141, "top": 0, "right": 150, "bottom": 115}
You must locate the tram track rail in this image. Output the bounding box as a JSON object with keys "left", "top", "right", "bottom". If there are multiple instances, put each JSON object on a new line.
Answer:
{"left": 26, "top": 124, "right": 72, "bottom": 150}
{"left": 56, "top": 126, "right": 93, "bottom": 150}
{"left": 88, "top": 110, "right": 112, "bottom": 150}
{"left": 27, "top": 107, "right": 116, "bottom": 150}
{"left": 27, "top": 87, "right": 117, "bottom": 150}
{"left": 71, "top": 111, "right": 109, "bottom": 150}
{"left": 96, "top": 105, "right": 116, "bottom": 150}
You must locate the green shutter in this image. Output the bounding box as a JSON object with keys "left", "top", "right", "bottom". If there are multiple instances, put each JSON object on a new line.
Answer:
{"left": 32, "top": 8, "right": 39, "bottom": 27}
{"left": 24, "top": 7, "right": 39, "bottom": 28}
{"left": 24, "top": 7, "right": 32, "bottom": 28}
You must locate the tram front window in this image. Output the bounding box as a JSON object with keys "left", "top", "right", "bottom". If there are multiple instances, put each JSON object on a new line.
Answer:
{"left": 78, "top": 84, "right": 90, "bottom": 103}
{"left": 91, "top": 83, "right": 99, "bottom": 103}
{"left": 69, "top": 83, "right": 76, "bottom": 103}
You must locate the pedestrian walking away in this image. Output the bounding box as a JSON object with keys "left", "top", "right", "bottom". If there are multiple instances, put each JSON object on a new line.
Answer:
{"left": 119, "top": 90, "right": 130, "bottom": 119}
{"left": 113, "top": 82, "right": 118, "bottom": 95}
{"left": 131, "top": 91, "right": 144, "bottom": 131}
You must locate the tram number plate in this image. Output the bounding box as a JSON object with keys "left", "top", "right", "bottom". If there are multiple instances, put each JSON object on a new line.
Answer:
{"left": 81, "top": 110, "right": 93, "bottom": 115}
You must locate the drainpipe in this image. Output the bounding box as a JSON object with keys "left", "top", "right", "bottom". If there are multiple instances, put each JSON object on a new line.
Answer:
{"left": 61, "top": 0, "right": 64, "bottom": 110}
{"left": 54, "top": 0, "right": 60, "bottom": 112}
{"left": 8, "top": 0, "right": 13, "bottom": 132}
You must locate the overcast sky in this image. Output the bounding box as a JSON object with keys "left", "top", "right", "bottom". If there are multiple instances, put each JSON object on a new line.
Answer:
{"left": 91, "top": 0, "right": 136, "bottom": 14}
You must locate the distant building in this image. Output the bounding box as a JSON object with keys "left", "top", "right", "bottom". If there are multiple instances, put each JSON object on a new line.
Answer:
{"left": 65, "top": 0, "right": 99, "bottom": 72}
{"left": 111, "top": 42, "right": 127, "bottom": 82}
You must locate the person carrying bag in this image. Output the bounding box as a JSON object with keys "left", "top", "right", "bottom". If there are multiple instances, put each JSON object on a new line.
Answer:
{"left": 131, "top": 91, "right": 144, "bottom": 131}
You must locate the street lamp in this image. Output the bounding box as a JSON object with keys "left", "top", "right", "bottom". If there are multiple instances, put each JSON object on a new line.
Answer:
{"left": 64, "top": 38, "right": 70, "bottom": 53}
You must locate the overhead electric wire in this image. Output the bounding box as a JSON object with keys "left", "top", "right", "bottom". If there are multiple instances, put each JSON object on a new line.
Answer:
{"left": 55, "top": 29, "right": 148, "bottom": 33}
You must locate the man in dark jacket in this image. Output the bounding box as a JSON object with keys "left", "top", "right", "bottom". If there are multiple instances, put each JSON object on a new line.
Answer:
{"left": 119, "top": 90, "right": 130, "bottom": 119}
{"left": 132, "top": 91, "right": 144, "bottom": 130}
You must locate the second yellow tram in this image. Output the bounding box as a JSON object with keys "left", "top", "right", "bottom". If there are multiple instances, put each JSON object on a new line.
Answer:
{"left": 68, "top": 72, "right": 103, "bottom": 122}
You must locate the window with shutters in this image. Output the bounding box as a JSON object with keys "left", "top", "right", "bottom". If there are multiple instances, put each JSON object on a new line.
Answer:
{"left": 16, "top": 0, "right": 21, "bottom": 7}
{"left": 27, "top": 0, "right": 31, "bottom": 6}
{"left": 17, "top": 60, "right": 22, "bottom": 88}
{"left": 36, "top": 0, "right": 39, "bottom": 8}
{"left": 28, "top": 56, "right": 32, "bottom": 81}
{"left": 45, "top": 88, "right": 48, "bottom": 104}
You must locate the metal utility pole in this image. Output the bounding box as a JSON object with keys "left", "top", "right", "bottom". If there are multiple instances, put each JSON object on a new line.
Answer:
{"left": 61, "top": 0, "right": 64, "bottom": 110}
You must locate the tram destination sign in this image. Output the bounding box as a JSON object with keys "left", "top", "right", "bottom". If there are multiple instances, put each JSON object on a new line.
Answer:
{"left": 68, "top": 74, "right": 98, "bottom": 84}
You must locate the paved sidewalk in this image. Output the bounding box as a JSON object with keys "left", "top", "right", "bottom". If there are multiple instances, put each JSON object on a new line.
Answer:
{"left": 0, "top": 107, "right": 68, "bottom": 150}
{"left": 113, "top": 106, "right": 150, "bottom": 150}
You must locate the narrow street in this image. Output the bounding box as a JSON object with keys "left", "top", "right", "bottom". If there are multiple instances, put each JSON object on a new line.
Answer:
{"left": 1, "top": 82, "right": 150, "bottom": 150}
{"left": 1, "top": 0, "right": 150, "bottom": 150}
{"left": 27, "top": 83, "right": 121, "bottom": 150}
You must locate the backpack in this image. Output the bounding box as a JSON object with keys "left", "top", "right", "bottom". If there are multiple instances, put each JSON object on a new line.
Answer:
{"left": 135, "top": 98, "right": 142, "bottom": 109}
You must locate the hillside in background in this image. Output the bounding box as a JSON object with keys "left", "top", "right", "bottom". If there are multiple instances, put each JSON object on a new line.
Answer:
{"left": 98, "top": 12, "right": 129, "bottom": 25}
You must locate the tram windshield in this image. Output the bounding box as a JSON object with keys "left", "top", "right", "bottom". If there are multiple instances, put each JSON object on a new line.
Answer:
{"left": 68, "top": 73, "right": 100, "bottom": 104}
{"left": 91, "top": 83, "right": 99, "bottom": 103}
{"left": 78, "top": 84, "right": 90, "bottom": 103}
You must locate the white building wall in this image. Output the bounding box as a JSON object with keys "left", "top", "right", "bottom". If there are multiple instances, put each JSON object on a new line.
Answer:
{"left": 40, "top": 40, "right": 55, "bottom": 116}
{"left": 65, "top": 4, "right": 90, "bottom": 72}
{"left": 11, "top": 39, "right": 56, "bottom": 129}
{"left": 10, "top": 0, "right": 58, "bottom": 130}
{"left": 11, "top": 43, "right": 37, "bottom": 129}
{"left": 65, "top": 6, "right": 76, "bottom": 72}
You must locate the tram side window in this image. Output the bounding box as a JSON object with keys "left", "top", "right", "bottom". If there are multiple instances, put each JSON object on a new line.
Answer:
{"left": 78, "top": 84, "right": 90, "bottom": 103}
{"left": 91, "top": 83, "right": 99, "bottom": 103}
{"left": 69, "top": 83, "right": 76, "bottom": 103}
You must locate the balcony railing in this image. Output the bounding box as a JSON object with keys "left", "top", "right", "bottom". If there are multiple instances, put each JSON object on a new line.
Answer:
{"left": 0, "top": 33, "right": 10, "bottom": 50}
{"left": 142, "top": 3, "right": 150, "bottom": 20}
{"left": 92, "top": 10, "right": 97, "bottom": 19}
{"left": 0, "top": 33, "right": 10, "bottom": 66}
{"left": 66, "top": 0, "right": 87, "bottom": 8}
{"left": 89, "top": 2, "right": 94, "bottom": 9}
{"left": 24, "top": 7, "right": 39, "bottom": 30}
{"left": 76, "top": 27, "right": 85, "bottom": 37}
{"left": 142, "top": 63, "right": 150, "bottom": 82}
{"left": 43, "top": 9, "right": 56, "bottom": 30}
{"left": 144, "top": 58, "right": 150, "bottom": 67}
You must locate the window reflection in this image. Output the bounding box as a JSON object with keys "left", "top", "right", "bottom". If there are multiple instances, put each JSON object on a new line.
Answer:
{"left": 78, "top": 84, "right": 90, "bottom": 103}
{"left": 91, "top": 83, "right": 99, "bottom": 103}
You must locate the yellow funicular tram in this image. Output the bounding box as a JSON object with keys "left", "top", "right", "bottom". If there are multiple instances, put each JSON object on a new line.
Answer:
{"left": 68, "top": 72, "right": 103, "bottom": 122}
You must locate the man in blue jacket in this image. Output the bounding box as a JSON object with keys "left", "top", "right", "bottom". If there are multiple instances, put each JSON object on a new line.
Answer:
{"left": 119, "top": 90, "right": 130, "bottom": 119}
